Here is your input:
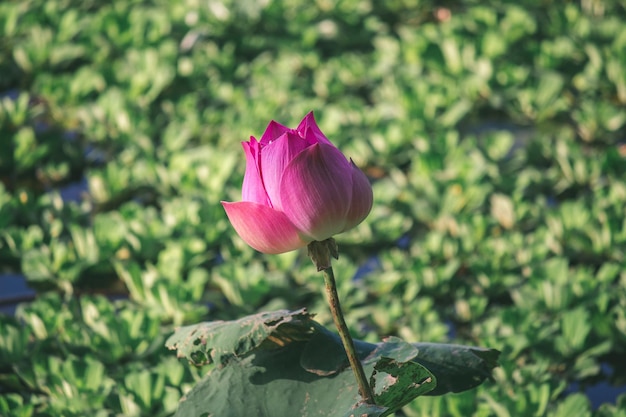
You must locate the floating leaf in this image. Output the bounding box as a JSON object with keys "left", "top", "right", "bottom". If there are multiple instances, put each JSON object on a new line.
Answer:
{"left": 167, "top": 309, "right": 315, "bottom": 366}
{"left": 167, "top": 310, "right": 499, "bottom": 417}
{"left": 370, "top": 356, "right": 434, "bottom": 410}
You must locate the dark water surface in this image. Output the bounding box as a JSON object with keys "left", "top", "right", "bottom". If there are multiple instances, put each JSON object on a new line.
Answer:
{"left": 0, "top": 273, "right": 34, "bottom": 315}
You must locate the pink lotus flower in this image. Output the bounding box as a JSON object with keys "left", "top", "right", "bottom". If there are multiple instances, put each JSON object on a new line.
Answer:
{"left": 222, "top": 112, "right": 373, "bottom": 254}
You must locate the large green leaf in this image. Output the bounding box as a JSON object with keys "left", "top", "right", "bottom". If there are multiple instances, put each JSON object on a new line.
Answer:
{"left": 166, "top": 309, "right": 317, "bottom": 367}
{"left": 166, "top": 310, "right": 499, "bottom": 417}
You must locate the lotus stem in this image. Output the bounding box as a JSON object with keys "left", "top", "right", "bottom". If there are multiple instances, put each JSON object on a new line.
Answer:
{"left": 322, "top": 264, "right": 376, "bottom": 404}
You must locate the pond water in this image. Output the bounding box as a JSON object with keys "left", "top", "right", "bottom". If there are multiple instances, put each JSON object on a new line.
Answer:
{"left": 0, "top": 273, "right": 34, "bottom": 315}
{"left": 564, "top": 363, "right": 626, "bottom": 409}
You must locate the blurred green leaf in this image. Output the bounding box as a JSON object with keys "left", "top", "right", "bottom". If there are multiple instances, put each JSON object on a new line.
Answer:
{"left": 549, "top": 393, "right": 590, "bottom": 417}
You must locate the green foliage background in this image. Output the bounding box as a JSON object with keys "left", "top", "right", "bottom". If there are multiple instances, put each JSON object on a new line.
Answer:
{"left": 1, "top": 0, "right": 625, "bottom": 416}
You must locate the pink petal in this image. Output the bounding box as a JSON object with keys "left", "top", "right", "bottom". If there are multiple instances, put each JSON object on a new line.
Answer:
{"left": 222, "top": 201, "right": 309, "bottom": 254}
{"left": 296, "top": 112, "right": 332, "bottom": 146}
{"left": 241, "top": 139, "right": 270, "bottom": 205}
{"left": 259, "top": 120, "right": 291, "bottom": 146}
{"left": 342, "top": 160, "right": 373, "bottom": 232}
{"left": 260, "top": 131, "right": 309, "bottom": 209}
{"left": 279, "top": 143, "right": 353, "bottom": 241}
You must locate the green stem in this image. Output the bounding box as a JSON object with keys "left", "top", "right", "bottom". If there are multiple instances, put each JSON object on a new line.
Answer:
{"left": 322, "top": 265, "right": 376, "bottom": 405}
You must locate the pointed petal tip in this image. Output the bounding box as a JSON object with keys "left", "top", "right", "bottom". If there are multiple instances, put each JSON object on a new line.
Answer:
{"left": 260, "top": 120, "right": 291, "bottom": 145}
{"left": 303, "top": 110, "right": 316, "bottom": 122}
{"left": 297, "top": 112, "right": 332, "bottom": 146}
{"left": 298, "top": 111, "right": 317, "bottom": 130}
